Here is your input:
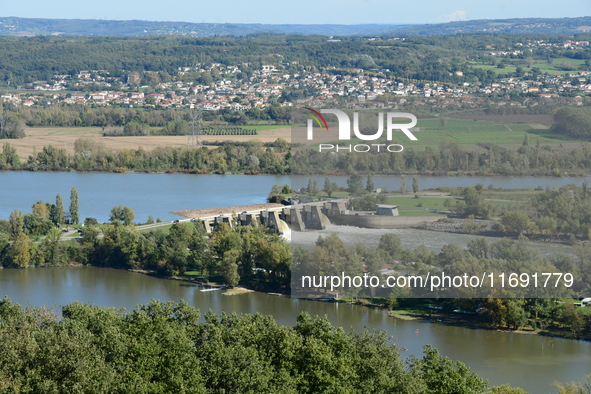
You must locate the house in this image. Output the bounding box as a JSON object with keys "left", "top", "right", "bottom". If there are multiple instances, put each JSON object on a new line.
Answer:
{"left": 376, "top": 205, "right": 399, "bottom": 216}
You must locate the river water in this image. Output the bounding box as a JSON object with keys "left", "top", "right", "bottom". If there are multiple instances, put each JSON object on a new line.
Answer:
{"left": 0, "top": 266, "right": 588, "bottom": 394}
{"left": 1, "top": 172, "right": 589, "bottom": 222}
{"left": 0, "top": 172, "right": 291, "bottom": 222}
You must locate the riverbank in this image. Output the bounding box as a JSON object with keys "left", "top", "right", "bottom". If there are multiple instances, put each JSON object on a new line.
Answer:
{"left": 386, "top": 305, "right": 591, "bottom": 341}
{"left": 301, "top": 295, "right": 591, "bottom": 341}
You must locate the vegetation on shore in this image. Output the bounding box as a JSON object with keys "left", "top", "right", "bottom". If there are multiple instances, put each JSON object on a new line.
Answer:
{"left": 0, "top": 296, "right": 534, "bottom": 393}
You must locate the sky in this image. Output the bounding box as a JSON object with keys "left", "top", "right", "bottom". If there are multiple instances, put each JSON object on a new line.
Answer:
{"left": 1, "top": 0, "right": 590, "bottom": 25}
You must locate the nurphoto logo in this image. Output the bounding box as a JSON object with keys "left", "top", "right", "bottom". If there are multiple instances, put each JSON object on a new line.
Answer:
{"left": 303, "top": 108, "right": 419, "bottom": 153}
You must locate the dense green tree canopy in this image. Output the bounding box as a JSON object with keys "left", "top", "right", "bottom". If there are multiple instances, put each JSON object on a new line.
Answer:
{"left": 0, "top": 297, "right": 495, "bottom": 393}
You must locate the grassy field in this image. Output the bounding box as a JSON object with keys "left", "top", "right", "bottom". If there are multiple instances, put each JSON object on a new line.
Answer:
{"left": 470, "top": 64, "right": 519, "bottom": 74}
{"left": 384, "top": 195, "right": 448, "bottom": 216}
{"left": 408, "top": 118, "right": 562, "bottom": 148}
{"left": 470, "top": 57, "right": 587, "bottom": 75}
{"left": 304, "top": 188, "right": 530, "bottom": 215}
{"left": 296, "top": 117, "right": 574, "bottom": 152}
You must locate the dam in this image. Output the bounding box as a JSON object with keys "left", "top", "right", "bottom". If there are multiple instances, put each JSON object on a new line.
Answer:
{"left": 172, "top": 200, "right": 441, "bottom": 234}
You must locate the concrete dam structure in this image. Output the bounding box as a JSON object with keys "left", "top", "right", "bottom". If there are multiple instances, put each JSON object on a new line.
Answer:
{"left": 177, "top": 200, "right": 442, "bottom": 234}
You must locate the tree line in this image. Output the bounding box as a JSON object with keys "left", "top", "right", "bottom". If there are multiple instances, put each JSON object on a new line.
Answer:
{"left": 0, "top": 202, "right": 291, "bottom": 290}
{"left": 551, "top": 106, "right": 591, "bottom": 139}
{"left": 293, "top": 139, "right": 591, "bottom": 177}
{"left": 0, "top": 138, "right": 290, "bottom": 174}
{"left": 0, "top": 104, "right": 291, "bottom": 132}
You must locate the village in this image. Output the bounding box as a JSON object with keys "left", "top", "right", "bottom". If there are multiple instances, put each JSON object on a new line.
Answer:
{"left": 1, "top": 37, "right": 590, "bottom": 112}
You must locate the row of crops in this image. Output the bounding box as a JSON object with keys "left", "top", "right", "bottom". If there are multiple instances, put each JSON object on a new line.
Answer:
{"left": 200, "top": 127, "right": 257, "bottom": 135}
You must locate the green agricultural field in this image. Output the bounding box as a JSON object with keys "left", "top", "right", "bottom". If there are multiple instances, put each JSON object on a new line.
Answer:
{"left": 303, "top": 118, "right": 574, "bottom": 151}
{"left": 470, "top": 58, "right": 587, "bottom": 75}
{"left": 383, "top": 193, "right": 516, "bottom": 215}
{"left": 533, "top": 57, "right": 587, "bottom": 74}
{"left": 391, "top": 118, "right": 572, "bottom": 149}
{"left": 470, "top": 63, "right": 518, "bottom": 75}
{"left": 384, "top": 195, "right": 449, "bottom": 216}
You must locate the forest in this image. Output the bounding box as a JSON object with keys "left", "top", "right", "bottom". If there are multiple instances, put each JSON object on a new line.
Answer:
{"left": 0, "top": 32, "right": 589, "bottom": 87}
{"left": 0, "top": 295, "right": 522, "bottom": 393}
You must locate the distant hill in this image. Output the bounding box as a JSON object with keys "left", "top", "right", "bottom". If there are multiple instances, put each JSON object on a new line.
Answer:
{"left": 394, "top": 16, "right": 591, "bottom": 35}
{"left": 0, "top": 17, "right": 408, "bottom": 37}
{"left": 0, "top": 16, "right": 590, "bottom": 37}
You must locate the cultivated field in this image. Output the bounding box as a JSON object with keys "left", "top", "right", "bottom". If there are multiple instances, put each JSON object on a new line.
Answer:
{"left": 1, "top": 126, "right": 291, "bottom": 160}
{"left": 295, "top": 117, "right": 575, "bottom": 151}
{"left": 469, "top": 57, "right": 587, "bottom": 75}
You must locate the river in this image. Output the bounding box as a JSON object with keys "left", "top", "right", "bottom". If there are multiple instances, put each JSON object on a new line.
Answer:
{"left": 0, "top": 172, "right": 290, "bottom": 222}
{"left": 1, "top": 172, "right": 589, "bottom": 222}
{"left": 0, "top": 266, "right": 589, "bottom": 394}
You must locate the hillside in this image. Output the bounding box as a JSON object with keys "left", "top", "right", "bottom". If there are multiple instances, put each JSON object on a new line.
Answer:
{"left": 1, "top": 16, "right": 590, "bottom": 37}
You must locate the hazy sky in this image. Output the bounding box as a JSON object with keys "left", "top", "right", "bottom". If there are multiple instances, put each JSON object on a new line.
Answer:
{"left": 2, "top": 0, "right": 590, "bottom": 25}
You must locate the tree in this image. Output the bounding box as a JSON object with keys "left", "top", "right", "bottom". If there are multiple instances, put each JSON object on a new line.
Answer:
{"left": 488, "top": 384, "right": 528, "bottom": 394}
{"left": 324, "top": 177, "right": 337, "bottom": 198}
{"left": 0, "top": 106, "right": 25, "bottom": 139}
{"left": 347, "top": 174, "right": 364, "bottom": 195}
{"left": 10, "top": 233, "right": 32, "bottom": 267}
{"left": 366, "top": 174, "right": 374, "bottom": 193}
{"left": 554, "top": 373, "right": 591, "bottom": 394}
{"left": 51, "top": 194, "right": 65, "bottom": 225}
{"left": 412, "top": 177, "right": 419, "bottom": 194}
{"left": 121, "top": 206, "right": 135, "bottom": 226}
{"left": 32, "top": 201, "right": 49, "bottom": 218}
{"left": 8, "top": 209, "right": 23, "bottom": 239}
{"left": 413, "top": 345, "right": 488, "bottom": 394}
{"left": 378, "top": 233, "right": 403, "bottom": 259}
{"left": 109, "top": 205, "right": 135, "bottom": 226}
{"left": 1, "top": 142, "right": 20, "bottom": 166}
{"left": 84, "top": 217, "right": 98, "bottom": 226}
{"left": 307, "top": 178, "right": 318, "bottom": 196}
{"left": 456, "top": 187, "right": 491, "bottom": 219}
{"left": 41, "top": 228, "right": 63, "bottom": 265}
{"left": 221, "top": 249, "right": 241, "bottom": 287}
{"left": 400, "top": 178, "right": 407, "bottom": 194}
{"left": 501, "top": 211, "right": 531, "bottom": 235}
{"left": 505, "top": 299, "right": 528, "bottom": 330}
{"left": 267, "top": 184, "right": 286, "bottom": 203}
{"left": 22, "top": 213, "right": 54, "bottom": 237}
{"left": 69, "top": 187, "right": 80, "bottom": 225}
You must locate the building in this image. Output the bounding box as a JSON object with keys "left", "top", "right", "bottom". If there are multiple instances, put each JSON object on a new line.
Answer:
{"left": 376, "top": 205, "right": 399, "bottom": 216}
